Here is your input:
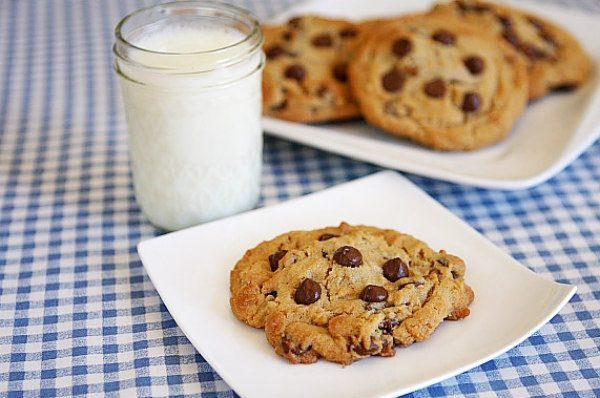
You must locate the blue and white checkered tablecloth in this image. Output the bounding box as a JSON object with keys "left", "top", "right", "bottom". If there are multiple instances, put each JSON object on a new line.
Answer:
{"left": 0, "top": 0, "right": 598, "bottom": 397}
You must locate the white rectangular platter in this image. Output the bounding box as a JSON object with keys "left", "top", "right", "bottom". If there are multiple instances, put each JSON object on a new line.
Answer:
{"left": 263, "top": 0, "right": 600, "bottom": 190}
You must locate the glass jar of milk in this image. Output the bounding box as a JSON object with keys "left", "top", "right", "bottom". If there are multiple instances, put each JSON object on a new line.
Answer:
{"left": 114, "top": 1, "right": 264, "bottom": 231}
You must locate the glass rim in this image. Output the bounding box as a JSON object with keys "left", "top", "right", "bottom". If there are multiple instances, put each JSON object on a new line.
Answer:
{"left": 114, "top": 0, "right": 261, "bottom": 57}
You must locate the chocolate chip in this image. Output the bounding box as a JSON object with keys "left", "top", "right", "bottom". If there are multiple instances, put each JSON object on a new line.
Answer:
{"left": 462, "top": 92, "right": 481, "bottom": 112}
{"left": 472, "top": 3, "right": 491, "bottom": 12}
{"left": 266, "top": 45, "right": 285, "bottom": 60}
{"left": 381, "top": 68, "right": 405, "bottom": 93}
{"left": 294, "top": 278, "right": 321, "bottom": 305}
{"left": 378, "top": 318, "right": 400, "bottom": 335}
{"left": 333, "top": 246, "right": 363, "bottom": 267}
{"left": 540, "top": 30, "right": 557, "bottom": 46}
{"left": 331, "top": 63, "right": 348, "bottom": 82}
{"left": 553, "top": 82, "right": 577, "bottom": 92}
{"left": 458, "top": 1, "right": 491, "bottom": 12}
{"left": 354, "top": 339, "right": 378, "bottom": 355}
{"left": 437, "top": 258, "right": 449, "bottom": 266}
{"left": 284, "top": 64, "right": 306, "bottom": 82}
{"left": 271, "top": 98, "right": 288, "bottom": 111}
{"left": 464, "top": 56, "right": 485, "bottom": 75}
{"left": 456, "top": 0, "right": 468, "bottom": 11}
{"left": 527, "top": 16, "right": 544, "bottom": 31}
{"left": 282, "top": 31, "right": 293, "bottom": 41}
{"left": 423, "top": 78, "right": 446, "bottom": 98}
{"left": 432, "top": 30, "right": 455, "bottom": 45}
{"left": 497, "top": 15, "right": 513, "bottom": 28}
{"left": 318, "top": 233, "right": 339, "bottom": 241}
{"left": 311, "top": 33, "right": 333, "bottom": 47}
{"left": 339, "top": 27, "right": 358, "bottom": 38}
{"left": 266, "top": 291, "right": 277, "bottom": 298}
{"left": 392, "top": 38, "right": 412, "bottom": 58}
{"left": 382, "top": 257, "right": 409, "bottom": 282}
{"left": 268, "top": 250, "right": 287, "bottom": 271}
{"left": 502, "top": 28, "right": 520, "bottom": 48}
{"left": 360, "top": 285, "right": 389, "bottom": 302}
{"left": 520, "top": 43, "right": 548, "bottom": 60}
{"left": 288, "top": 17, "right": 302, "bottom": 29}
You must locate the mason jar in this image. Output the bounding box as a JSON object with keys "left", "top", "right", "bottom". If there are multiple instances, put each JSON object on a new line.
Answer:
{"left": 114, "top": 1, "right": 265, "bottom": 231}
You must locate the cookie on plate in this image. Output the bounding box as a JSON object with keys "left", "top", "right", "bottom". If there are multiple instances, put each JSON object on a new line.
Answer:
{"left": 230, "top": 222, "right": 474, "bottom": 365}
{"left": 430, "top": 0, "right": 593, "bottom": 100}
{"left": 262, "top": 16, "right": 367, "bottom": 123}
{"left": 348, "top": 14, "right": 528, "bottom": 151}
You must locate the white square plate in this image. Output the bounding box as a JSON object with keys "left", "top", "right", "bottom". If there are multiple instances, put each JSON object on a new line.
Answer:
{"left": 263, "top": 0, "right": 600, "bottom": 190}
{"left": 138, "top": 171, "right": 575, "bottom": 398}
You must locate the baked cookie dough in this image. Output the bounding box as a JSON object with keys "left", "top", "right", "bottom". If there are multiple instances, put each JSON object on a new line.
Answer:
{"left": 431, "top": 0, "right": 593, "bottom": 100}
{"left": 262, "top": 16, "right": 367, "bottom": 122}
{"left": 230, "top": 222, "right": 474, "bottom": 365}
{"left": 348, "top": 14, "right": 528, "bottom": 151}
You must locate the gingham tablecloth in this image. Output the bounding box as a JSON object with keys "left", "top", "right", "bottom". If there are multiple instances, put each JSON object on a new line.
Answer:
{"left": 0, "top": 0, "right": 599, "bottom": 397}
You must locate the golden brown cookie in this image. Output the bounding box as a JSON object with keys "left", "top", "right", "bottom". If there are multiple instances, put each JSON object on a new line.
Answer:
{"left": 230, "top": 223, "right": 474, "bottom": 365}
{"left": 261, "top": 16, "right": 367, "bottom": 123}
{"left": 348, "top": 14, "right": 528, "bottom": 151}
{"left": 431, "top": 0, "right": 593, "bottom": 100}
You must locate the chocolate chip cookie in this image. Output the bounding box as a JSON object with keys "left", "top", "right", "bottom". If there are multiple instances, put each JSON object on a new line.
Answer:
{"left": 262, "top": 16, "right": 367, "bottom": 122}
{"left": 349, "top": 14, "right": 528, "bottom": 151}
{"left": 431, "top": 0, "right": 593, "bottom": 100}
{"left": 230, "top": 223, "right": 474, "bottom": 365}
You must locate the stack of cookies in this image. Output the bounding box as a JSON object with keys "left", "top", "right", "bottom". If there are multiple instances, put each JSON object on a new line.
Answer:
{"left": 261, "top": 0, "right": 593, "bottom": 151}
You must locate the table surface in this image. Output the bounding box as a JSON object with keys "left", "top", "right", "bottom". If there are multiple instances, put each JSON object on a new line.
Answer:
{"left": 0, "top": 0, "right": 599, "bottom": 397}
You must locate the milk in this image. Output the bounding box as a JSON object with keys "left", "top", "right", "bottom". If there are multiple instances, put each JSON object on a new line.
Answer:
{"left": 115, "top": 5, "right": 264, "bottom": 231}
